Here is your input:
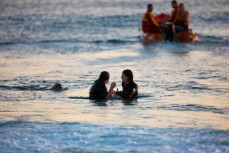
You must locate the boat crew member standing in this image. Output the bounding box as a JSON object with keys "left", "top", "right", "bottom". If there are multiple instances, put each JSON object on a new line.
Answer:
{"left": 165, "top": 0, "right": 179, "bottom": 41}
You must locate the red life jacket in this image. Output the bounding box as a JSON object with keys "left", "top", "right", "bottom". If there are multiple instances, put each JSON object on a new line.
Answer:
{"left": 142, "top": 12, "right": 161, "bottom": 33}
{"left": 169, "top": 7, "right": 179, "bottom": 23}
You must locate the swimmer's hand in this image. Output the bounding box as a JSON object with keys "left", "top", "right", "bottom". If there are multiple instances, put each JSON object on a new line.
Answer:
{"left": 113, "top": 88, "right": 119, "bottom": 95}
{"left": 108, "top": 82, "right": 116, "bottom": 97}
{"left": 110, "top": 82, "right": 116, "bottom": 89}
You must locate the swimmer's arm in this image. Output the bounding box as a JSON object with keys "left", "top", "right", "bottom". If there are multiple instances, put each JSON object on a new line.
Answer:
{"left": 116, "top": 90, "right": 132, "bottom": 99}
{"left": 107, "top": 82, "right": 116, "bottom": 97}
{"left": 131, "top": 85, "right": 138, "bottom": 96}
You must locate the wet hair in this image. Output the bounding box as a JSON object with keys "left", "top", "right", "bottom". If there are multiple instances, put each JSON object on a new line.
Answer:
{"left": 123, "top": 69, "right": 134, "bottom": 84}
{"left": 98, "top": 71, "right": 110, "bottom": 82}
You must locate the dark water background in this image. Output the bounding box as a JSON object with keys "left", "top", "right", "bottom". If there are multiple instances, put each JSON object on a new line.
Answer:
{"left": 0, "top": 0, "right": 228, "bottom": 152}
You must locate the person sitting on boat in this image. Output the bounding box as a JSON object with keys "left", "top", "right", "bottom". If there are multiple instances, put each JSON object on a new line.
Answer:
{"left": 175, "top": 3, "right": 189, "bottom": 32}
{"left": 142, "top": 4, "right": 162, "bottom": 34}
{"left": 89, "top": 71, "right": 116, "bottom": 100}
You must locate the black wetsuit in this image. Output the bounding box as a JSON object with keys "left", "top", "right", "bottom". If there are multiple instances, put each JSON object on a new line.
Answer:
{"left": 116, "top": 82, "right": 138, "bottom": 100}
{"left": 89, "top": 79, "right": 108, "bottom": 100}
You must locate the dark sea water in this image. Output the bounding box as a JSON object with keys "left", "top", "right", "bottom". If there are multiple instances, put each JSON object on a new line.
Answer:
{"left": 0, "top": 0, "right": 228, "bottom": 152}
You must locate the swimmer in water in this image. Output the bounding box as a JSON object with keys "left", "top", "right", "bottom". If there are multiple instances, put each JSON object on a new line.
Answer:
{"left": 89, "top": 71, "right": 116, "bottom": 100}
{"left": 115, "top": 69, "right": 138, "bottom": 100}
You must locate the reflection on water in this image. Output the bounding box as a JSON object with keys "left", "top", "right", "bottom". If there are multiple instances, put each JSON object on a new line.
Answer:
{"left": 0, "top": 92, "right": 228, "bottom": 130}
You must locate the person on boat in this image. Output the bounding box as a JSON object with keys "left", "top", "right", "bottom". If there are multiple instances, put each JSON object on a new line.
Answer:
{"left": 165, "top": 0, "right": 179, "bottom": 41}
{"left": 89, "top": 71, "right": 116, "bottom": 100}
{"left": 168, "top": 0, "right": 179, "bottom": 24}
{"left": 115, "top": 69, "right": 138, "bottom": 100}
{"left": 142, "top": 4, "right": 162, "bottom": 34}
{"left": 175, "top": 3, "right": 189, "bottom": 32}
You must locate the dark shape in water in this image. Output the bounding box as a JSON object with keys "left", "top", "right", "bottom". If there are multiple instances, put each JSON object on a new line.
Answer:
{"left": 51, "top": 83, "right": 63, "bottom": 91}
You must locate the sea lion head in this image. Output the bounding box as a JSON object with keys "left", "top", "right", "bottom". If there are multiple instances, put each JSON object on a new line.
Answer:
{"left": 51, "top": 83, "right": 63, "bottom": 91}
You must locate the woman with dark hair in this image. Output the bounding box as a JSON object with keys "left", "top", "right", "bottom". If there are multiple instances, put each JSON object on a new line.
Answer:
{"left": 116, "top": 69, "right": 138, "bottom": 100}
{"left": 89, "top": 71, "right": 116, "bottom": 100}
{"left": 176, "top": 3, "right": 189, "bottom": 31}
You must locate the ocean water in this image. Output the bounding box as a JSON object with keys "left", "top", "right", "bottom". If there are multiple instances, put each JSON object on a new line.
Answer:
{"left": 0, "top": 0, "right": 228, "bottom": 152}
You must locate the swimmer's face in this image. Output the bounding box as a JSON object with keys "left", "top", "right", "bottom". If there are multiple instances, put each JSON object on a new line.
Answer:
{"left": 104, "top": 79, "right": 109, "bottom": 84}
{"left": 121, "top": 73, "right": 128, "bottom": 83}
